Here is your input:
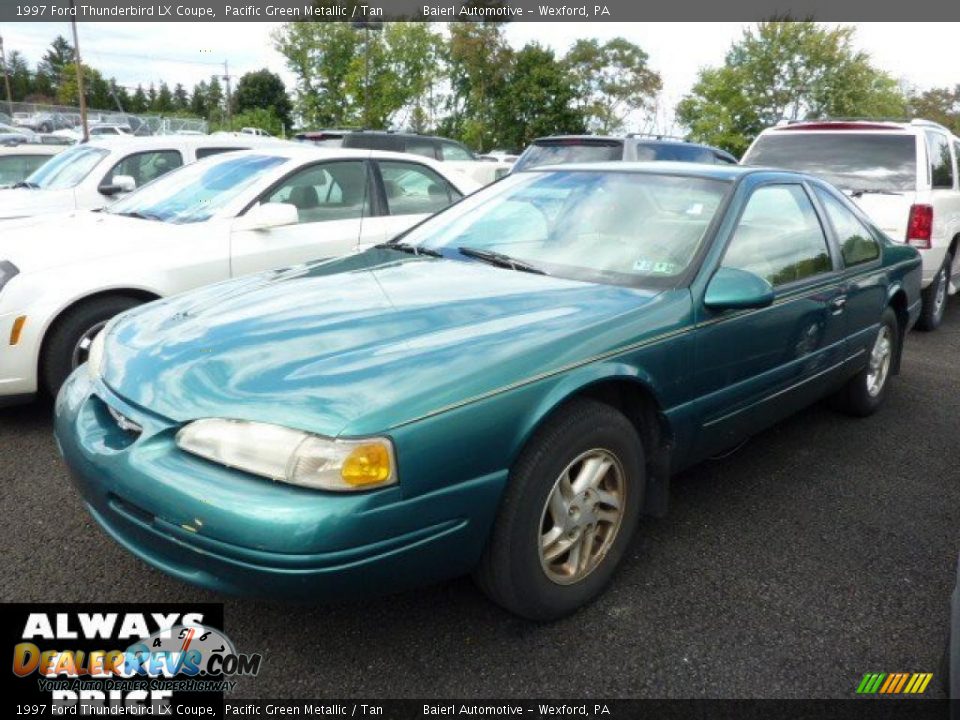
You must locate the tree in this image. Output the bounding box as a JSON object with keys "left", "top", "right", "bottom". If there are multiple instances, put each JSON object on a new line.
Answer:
{"left": 492, "top": 43, "right": 585, "bottom": 150}
{"left": 173, "top": 83, "right": 189, "bottom": 111}
{"left": 442, "top": 22, "right": 513, "bottom": 151}
{"left": 233, "top": 68, "right": 292, "bottom": 130}
{"left": 565, "top": 37, "right": 661, "bottom": 134}
{"left": 676, "top": 22, "right": 908, "bottom": 155}
{"left": 56, "top": 64, "right": 111, "bottom": 108}
{"left": 272, "top": 22, "right": 360, "bottom": 127}
{"left": 189, "top": 81, "right": 208, "bottom": 118}
{"left": 129, "top": 84, "right": 148, "bottom": 113}
{"left": 154, "top": 82, "right": 174, "bottom": 113}
{"left": 206, "top": 75, "right": 224, "bottom": 121}
{"left": 39, "top": 35, "right": 75, "bottom": 91}
{"left": 224, "top": 107, "right": 284, "bottom": 136}
{"left": 5, "top": 50, "right": 32, "bottom": 102}
{"left": 909, "top": 86, "right": 960, "bottom": 135}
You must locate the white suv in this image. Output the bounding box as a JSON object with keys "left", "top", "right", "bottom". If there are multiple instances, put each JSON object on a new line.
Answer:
{"left": 743, "top": 119, "right": 960, "bottom": 330}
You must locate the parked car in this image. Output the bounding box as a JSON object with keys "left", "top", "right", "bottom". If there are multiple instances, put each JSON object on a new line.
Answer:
{"left": 0, "top": 144, "right": 64, "bottom": 188}
{"left": 0, "top": 146, "right": 479, "bottom": 402}
{"left": 89, "top": 123, "right": 133, "bottom": 137}
{"left": 54, "top": 163, "right": 921, "bottom": 619}
{"left": 0, "top": 134, "right": 282, "bottom": 221}
{"left": 240, "top": 127, "right": 273, "bottom": 137}
{"left": 512, "top": 134, "right": 739, "bottom": 173}
{"left": 742, "top": 119, "right": 960, "bottom": 330}
{"left": 15, "top": 112, "right": 73, "bottom": 134}
{"left": 294, "top": 129, "right": 357, "bottom": 147}
{"left": 299, "top": 130, "right": 511, "bottom": 185}
{"left": 0, "top": 123, "right": 33, "bottom": 146}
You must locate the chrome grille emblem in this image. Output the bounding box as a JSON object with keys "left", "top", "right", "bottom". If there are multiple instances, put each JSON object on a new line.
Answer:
{"left": 107, "top": 405, "right": 143, "bottom": 435}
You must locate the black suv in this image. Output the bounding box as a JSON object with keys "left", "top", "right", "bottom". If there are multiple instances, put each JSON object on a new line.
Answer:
{"left": 295, "top": 130, "right": 479, "bottom": 162}
{"left": 512, "top": 135, "right": 738, "bottom": 173}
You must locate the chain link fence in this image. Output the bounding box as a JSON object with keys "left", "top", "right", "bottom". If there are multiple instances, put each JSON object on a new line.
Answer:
{"left": 0, "top": 100, "right": 208, "bottom": 136}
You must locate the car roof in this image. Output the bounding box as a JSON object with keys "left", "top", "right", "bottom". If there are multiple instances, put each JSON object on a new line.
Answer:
{"left": 82, "top": 135, "right": 293, "bottom": 151}
{"left": 525, "top": 160, "right": 797, "bottom": 182}
{"left": 0, "top": 143, "right": 62, "bottom": 155}
{"left": 759, "top": 119, "right": 956, "bottom": 137}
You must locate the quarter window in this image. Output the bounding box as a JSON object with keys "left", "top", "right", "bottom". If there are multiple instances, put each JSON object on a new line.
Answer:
{"left": 403, "top": 138, "right": 438, "bottom": 159}
{"left": 926, "top": 131, "right": 955, "bottom": 189}
{"left": 814, "top": 188, "right": 880, "bottom": 267}
{"left": 262, "top": 161, "right": 371, "bottom": 223}
{"left": 723, "top": 184, "right": 832, "bottom": 287}
{"left": 106, "top": 150, "right": 183, "bottom": 189}
{"left": 379, "top": 161, "right": 461, "bottom": 216}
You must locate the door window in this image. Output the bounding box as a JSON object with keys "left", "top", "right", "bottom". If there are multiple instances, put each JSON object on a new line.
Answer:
{"left": 107, "top": 150, "right": 183, "bottom": 188}
{"left": 439, "top": 141, "right": 474, "bottom": 162}
{"left": 379, "top": 161, "right": 461, "bottom": 216}
{"left": 722, "top": 184, "right": 832, "bottom": 287}
{"left": 926, "top": 131, "right": 955, "bottom": 189}
{"left": 262, "top": 161, "right": 371, "bottom": 223}
{"left": 403, "top": 138, "right": 438, "bottom": 159}
{"left": 814, "top": 188, "right": 880, "bottom": 267}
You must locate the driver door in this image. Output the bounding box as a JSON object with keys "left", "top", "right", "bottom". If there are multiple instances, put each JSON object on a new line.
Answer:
{"left": 693, "top": 182, "right": 847, "bottom": 456}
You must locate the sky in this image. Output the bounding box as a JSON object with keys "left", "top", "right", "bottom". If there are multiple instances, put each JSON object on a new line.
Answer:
{"left": 1, "top": 21, "right": 958, "bottom": 131}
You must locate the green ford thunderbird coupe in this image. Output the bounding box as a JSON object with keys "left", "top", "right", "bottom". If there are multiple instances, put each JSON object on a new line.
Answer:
{"left": 55, "top": 164, "right": 922, "bottom": 620}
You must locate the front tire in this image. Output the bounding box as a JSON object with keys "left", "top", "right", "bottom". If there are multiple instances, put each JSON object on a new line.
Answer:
{"left": 917, "top": 252, "right": 951, "bottom": 331}
{"left": 40, "top": 296, "right": 142, "bottom": 397}
{"left": 475, "top": 399, "right": 645, "bottom": 621}
{"left": 831, "top": 307, "right": 899, "bottom": 417}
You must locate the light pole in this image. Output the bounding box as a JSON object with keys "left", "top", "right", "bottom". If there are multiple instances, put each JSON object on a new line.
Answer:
{"left": 68, "top": 0, "right": 89, "bottom": 141}
{"left": 0, "top": 35, "right": 13, "bottom": 118}
{"left": 351, "top": 20, "right": 382, "bottom": 128}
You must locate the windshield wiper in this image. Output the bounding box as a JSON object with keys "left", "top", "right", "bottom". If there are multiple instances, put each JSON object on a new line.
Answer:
{"left": 110, "top": 210, "right": 163, "bottom": 221}
{"left": 848, "top": 188, "right": 903, "bottom": 198}
{"left": 458, "top": 246, "right": 548, "bottom": 275}
{"left": 374, "top": 241, "right": 442, "bottom": 258}
{"left": 12, "top": 181, "right": 38, "bottom": 189}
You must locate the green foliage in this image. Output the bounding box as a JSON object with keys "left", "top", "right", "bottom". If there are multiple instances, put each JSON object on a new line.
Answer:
{"left": 234, "top": 68, "right": 292, "bottom": 130}
{"left": 492, "top": 43, "right": 586, "bottom": 150}
{"left": 212, "top": 107, "right": 284, "bottom": 137}
{"left": 676, "top": 22, "right": 908, "bottom": 156}
{"left": 39, "top": 35, "right": 75, "bottom": 90}
{"left": 565, "top": 37, "right": 661, "bottom": 134}
{"left": 908, "top": 85, "right": 960, "bottom": 134}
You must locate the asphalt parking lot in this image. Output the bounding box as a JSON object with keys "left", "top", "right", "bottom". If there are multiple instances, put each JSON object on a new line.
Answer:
{"left": 3, "top": 302, "right": 959, "bottom": 700}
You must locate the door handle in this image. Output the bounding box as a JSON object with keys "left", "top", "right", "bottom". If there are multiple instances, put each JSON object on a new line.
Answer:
{"left": 829, "top": 296, "right": 847, "bottom": 314}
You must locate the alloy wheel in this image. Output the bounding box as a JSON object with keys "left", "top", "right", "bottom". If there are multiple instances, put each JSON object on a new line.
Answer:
{"left": 71, "top": 321, "right": 107, "bottom": 369}
{"left": 538, "top": 448, "right": 626, "bottom": 585}
{"left": 866, "top": 325, "right": 893, "bottom": 398}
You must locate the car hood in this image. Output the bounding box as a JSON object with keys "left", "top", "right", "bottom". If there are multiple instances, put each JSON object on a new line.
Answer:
{"left": 102, "top": 249, "right": 664, "bottom": 436}
{"left": 0, "top": 211, "right": 173, "bottom": 273}
{"left": 0, "top": 187, "right": 76, "bottom": 220}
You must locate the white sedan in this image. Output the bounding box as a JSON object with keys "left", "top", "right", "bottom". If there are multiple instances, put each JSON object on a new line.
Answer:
{"left": 0, "top": 134, "right": 284, "bottom": 221}
{"left": 0, "top": 146, "right": 480, "bottom": 403}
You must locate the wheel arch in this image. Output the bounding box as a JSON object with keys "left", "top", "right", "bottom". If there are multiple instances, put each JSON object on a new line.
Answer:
{"left": 36, "top": 286, "right": 163, "bottom": 380}
{"left": 886, "top": 283, "right": 909, "bottom": 374}
{"left": 513, "top": 363, "right": 675, "bottom": 517}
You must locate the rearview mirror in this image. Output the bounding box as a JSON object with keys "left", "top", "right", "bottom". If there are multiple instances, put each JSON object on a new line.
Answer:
{"left": 234, "top": 202, "right": 299, "bottom": 232}
{"left": 98, "top": 175, "right": 136, "bottom": 196}
{"left": 704, "top": 267, "right": 775, "bottom": 311}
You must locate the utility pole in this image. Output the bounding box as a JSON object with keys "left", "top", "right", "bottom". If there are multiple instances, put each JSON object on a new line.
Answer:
{"left": 0, "top": 35, "right": 13, "bottom": 118}
{"left": 223, "top": 60, "right": 232, "bottom": 127}
{"left": 68, "top": 0, "right": 89, "bottom": 141}
{"left": 351, "top": 20, "right": 382, "bottom": 129}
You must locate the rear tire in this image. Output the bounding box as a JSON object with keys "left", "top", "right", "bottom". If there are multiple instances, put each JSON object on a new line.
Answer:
{"left": 917, "top": 252, "right": 951, "bottom": 331}
{"left": 831, "top": 307, "right": 899, "bottom": 417}
{"left": 40, "top": 296, "right": 142, "bottom": 397}
{"left": 474, "top": 398, "right": 645, "bottom": 621}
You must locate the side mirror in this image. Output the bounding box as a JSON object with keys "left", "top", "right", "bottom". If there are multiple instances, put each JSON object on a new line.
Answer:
{"left": 99, "top": 174, "right": 136, "bottom": 196}
{"left": 704, "top": 267, "right": 775, "bottom": 311}
{"left": 234, "top": 202, "right": 299, "bottom": 232}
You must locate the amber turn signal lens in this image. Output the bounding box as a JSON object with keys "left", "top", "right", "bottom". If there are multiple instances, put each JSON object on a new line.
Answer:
{"left": 341, "top": 443, "right": 393, "bottom": 487}
{"left": 9, "top": 316, "right": 26, "bottom": 346}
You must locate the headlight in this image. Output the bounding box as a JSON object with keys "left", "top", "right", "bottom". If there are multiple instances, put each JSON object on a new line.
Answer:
{"left": 0, "top": 260, "right": 19, "bottom": 293}
{"left": 175, "top": 419, "right": 397, "bottom": 492}
{"left": 86, "top": 326, "right": 107, "bottom": 380}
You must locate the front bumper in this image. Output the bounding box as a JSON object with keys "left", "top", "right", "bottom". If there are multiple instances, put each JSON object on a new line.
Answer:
{"left": 0, "top": 308, "right": 41, "bottom": 398}
{"left": 54, "top": 369, "right": 506, "bottom": 600}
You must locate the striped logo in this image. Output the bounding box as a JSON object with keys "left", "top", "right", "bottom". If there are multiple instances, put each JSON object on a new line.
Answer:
{"left": 856, "top": 672, "right": 933, "bottom": 694}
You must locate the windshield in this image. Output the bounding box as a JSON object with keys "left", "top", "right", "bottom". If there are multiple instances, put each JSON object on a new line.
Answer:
{"left": 513, "top": 141, "right": 623, "bottom": 172}
{"left": 636, "top": 143, "right": 720, "bottom": 163}
{"left": 26, "top": 145, "right": 108, "bottom": 189}
{"left": 404, "top": 170, "right": 729, "bottom": 288}
{"left": 743, "top": 133, "right": 917, "bottom": 192}
{"left": 105, "top": 153, "right": 288, "bottom": 224}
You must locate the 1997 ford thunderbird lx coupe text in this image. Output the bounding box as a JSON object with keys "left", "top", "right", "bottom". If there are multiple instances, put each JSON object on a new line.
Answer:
{"left": 55, "top": 164, "right": 922, "bottom": 620}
